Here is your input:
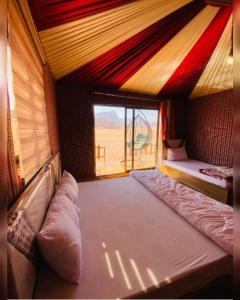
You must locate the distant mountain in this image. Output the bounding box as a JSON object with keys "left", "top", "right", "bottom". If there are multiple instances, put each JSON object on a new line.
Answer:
{"left": 95, "top": 111, "right": 123, "bottom": 128}
{"left": 95, "top": 111, "right": 158, "bottom": 128}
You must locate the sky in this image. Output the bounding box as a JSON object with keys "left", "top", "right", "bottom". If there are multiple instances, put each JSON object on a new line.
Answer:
{"left": 94, "top": 105, "right": 158, "bottom": 121}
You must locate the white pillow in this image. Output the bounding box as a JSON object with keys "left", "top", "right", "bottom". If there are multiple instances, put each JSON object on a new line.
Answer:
{"left": 167, "top": 146, "right": 188, "bottom": 161}
{"left": 56, "top": 171, "right": 78, "bottom": 203}
{"left": 37, "top": 193, "right": 82, "bottom": 283}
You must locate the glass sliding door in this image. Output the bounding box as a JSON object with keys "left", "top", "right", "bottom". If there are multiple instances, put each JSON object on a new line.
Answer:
{"left": 94, "top": 105, "right": 125, "bottom": 176}
{"left": 94, "top": 105, "right": 159, "bottom": 176}
{"left": 126, "top": 108, "right": 133, "bottom": 171}
{"left": 133, "top": 109, "right": 159, "bottom": 170}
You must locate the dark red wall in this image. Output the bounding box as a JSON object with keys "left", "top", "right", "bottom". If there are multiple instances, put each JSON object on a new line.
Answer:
{"left": 57, "top": 83, "right": 95, "bottom": 181}
{"left": 186, "top": 89, "right": 233, "bottom": 167}
{"left": 233, "top": 0, "right": 240, "bottom": 293}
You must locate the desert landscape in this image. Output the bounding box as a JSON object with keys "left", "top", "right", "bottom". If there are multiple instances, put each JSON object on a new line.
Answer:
{"left": 95, "top": 109, "right": 158, "bottom": 176}
{"left": 95, "top": 127, "right": 158, "bottom": 176}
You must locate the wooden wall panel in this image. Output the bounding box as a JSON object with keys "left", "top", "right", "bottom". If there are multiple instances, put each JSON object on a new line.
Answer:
{"left": 9, "top": 0, "right": 51, "bottom": 182}
{"left": 186, "top": 89, "right": 233, "bottom": 167}
{"left": 0, "top": 0, "right": 8, "bottom": 297}
{"left": 43, "top": 65, "right": 60, "bottom": 155}
{"left": 0, "top": 1, "right": 7, "bottom": 197}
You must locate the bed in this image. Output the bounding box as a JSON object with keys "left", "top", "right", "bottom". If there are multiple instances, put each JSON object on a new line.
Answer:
{"left": 8, "top": 158, "right": 233, "bottom": 299}
{"left": 34, "top": 174, "right": 232, "bottom": 299}
{"left": 163, "top": 159, "right": 232, "bottom": 189}
{"left": 162, "top": 159, "right": 233, "bottom": 205}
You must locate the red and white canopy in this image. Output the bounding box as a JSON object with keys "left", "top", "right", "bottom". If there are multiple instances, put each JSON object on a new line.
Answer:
{"left": 28, "top": 0, "right": 232, "bottom": 99}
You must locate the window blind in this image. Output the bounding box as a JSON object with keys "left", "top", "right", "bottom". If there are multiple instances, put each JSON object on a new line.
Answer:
{"left": 8, "top": 0, "right": 50, "bottom": 183}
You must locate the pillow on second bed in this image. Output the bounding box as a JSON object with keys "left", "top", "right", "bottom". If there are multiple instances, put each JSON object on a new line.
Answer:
{"left": 167, "top": 146, "right": 188, "bottom": 161}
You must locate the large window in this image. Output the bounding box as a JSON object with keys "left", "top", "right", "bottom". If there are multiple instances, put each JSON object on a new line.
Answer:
{"left": 94, "top": 105, "right": 159, "bottom": 176}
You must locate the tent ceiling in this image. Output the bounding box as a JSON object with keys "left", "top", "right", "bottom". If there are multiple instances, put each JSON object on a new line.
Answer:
{"left": 28, "top": 0, "right": 232, "bottom": 99}
{"left": 205, "top": 0, "right": 232, "bottom": 6}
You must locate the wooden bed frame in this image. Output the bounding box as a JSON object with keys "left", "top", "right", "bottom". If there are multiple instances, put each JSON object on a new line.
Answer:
{"left": 7, "top": 154, "right": 61, "bottom": 299}
{"left": 160, "top": 165, "right": 233, "bottom": 206}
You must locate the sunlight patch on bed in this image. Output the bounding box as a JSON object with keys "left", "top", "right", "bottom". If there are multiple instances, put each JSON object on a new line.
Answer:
{"left": 165, "top": 276, "right": 171, "bottom": 283}
{"left": 130, "top": 259, "right": 147, "bottom": 292}
{"left": 147, "top": 268, "right": 160, "bottom": 288}
{"left": 115, "top": 250, "right": 132, "bottom": 290}
{"left": 104, "top": 252, "right": 114, "bottom": 278}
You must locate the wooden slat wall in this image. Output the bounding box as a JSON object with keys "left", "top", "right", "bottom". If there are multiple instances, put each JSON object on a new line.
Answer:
{"left": 8, "top": 0, "right": 51, "bottom": 183}
{"left": 0, "top": 1, "right": 8, "bottom": 199}
{"left": 0, "top": 0, "right": 8, "bottom": 297}
{"left": 43, "top": 65, "right": 60, "bottom": 155}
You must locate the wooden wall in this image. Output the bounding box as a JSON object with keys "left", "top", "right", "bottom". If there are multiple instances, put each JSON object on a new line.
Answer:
{"left": 0, "top": 0, "right": 8, "bottom": 298}
{"left": 186, "top": 90, "right": 233, "bottom": 167}
{"left": 43, "top": 65, "right": 60, "bottom": 155}
{"left": 7, "top": 0, "right": 60, "bottom": 192}
{"left": 0, "top": 2, "right": 7, "bottom": 197}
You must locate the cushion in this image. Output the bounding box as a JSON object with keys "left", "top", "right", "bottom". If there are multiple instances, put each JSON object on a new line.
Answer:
{"left": 49, "top": 192, "right": 81, "bottom": 227}
{"left": 23, "top": 172, "right": 54, "bottom": 233}
{"left": 8, "top": 243, "right": 37, "bottom": 299}
{"left": 56, "top": 171, "right": 78, "bottom": 203}
{"left": 167, "top": 146, "right": 188, "bottom": 161}
{"left": 37, "top": 195, "right": 82, "bottom": 283}
{"left": 8, "top": 210, "right": 38, "bottom": 262}
{"left": 166, "top": 139, "right": 184, "bottom": 148}
{"left": 162, "top": 139, "right": 184, "bottom": 160}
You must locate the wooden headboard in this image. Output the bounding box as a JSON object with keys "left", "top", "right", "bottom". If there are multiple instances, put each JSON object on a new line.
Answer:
{"left": 7, "top": 154, "right": 61, "bottom": 299}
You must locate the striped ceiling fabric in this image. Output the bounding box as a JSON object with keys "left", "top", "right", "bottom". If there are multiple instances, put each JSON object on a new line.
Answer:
{"left": 28, "top": 0, "right": 233, "bottom": 99}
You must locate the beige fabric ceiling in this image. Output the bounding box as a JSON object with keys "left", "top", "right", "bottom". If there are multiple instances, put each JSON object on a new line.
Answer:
{"left": 28, "top": 0, "right": 233, "bottom": 99}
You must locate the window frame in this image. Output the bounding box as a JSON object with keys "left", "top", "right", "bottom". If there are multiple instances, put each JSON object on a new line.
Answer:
{"left": 94, "top": 103, "right": 160, "bottom": 176}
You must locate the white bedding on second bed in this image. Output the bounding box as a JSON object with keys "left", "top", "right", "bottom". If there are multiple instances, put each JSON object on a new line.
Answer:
{"left": 163, "top": 159, "right": 232, "bottom": 188}
{"left": 35, "top": 176, "right": 231, "bottom": 299}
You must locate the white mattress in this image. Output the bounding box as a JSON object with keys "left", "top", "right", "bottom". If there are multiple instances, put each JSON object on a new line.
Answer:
{"left": 35, "top": 177, "right": 231, "bottom": 299}
{"left": 163, "top": 159, "right": 232, "bottom": 189}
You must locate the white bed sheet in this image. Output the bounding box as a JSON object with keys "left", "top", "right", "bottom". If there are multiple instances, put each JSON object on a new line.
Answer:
{"left": 163, "top": 159, "right": 232, "bottom": 188}
{"left": 35, "top": 177, "right": 231, "bottom": 299}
